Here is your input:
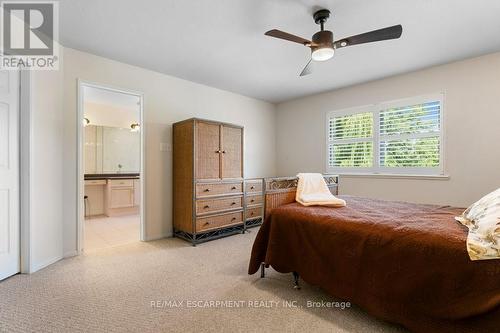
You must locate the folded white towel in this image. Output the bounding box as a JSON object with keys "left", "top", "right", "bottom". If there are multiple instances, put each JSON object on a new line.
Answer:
{"left": 296, "top": 173, "right": 346, "bottom": 207}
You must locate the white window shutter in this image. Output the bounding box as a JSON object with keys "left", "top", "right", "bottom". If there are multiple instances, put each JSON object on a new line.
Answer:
{"left": 327, "top": 95, "right": 443, "bottom": 175}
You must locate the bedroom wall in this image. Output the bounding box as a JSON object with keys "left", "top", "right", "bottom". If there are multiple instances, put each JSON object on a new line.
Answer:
{"left": 29, "top": 65, "right": 65, "bottom": 271}
{"left": 275, "top": 52, "right": 500, "bottom": 207}
{"left": 62, "top": 48, "right": 276, "bottom": 255}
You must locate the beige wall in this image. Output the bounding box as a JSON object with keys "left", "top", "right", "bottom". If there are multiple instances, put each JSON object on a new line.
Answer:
{"left": 63, "top": 48, "right": 276, "bottom": 254}
{"left": 84, "top": 102, "right": 139, "bottom": 129}
{"left": 30, "top": 66, "right": 65, "bottom": 270}
{"left": 275, "top": 52, "right": 500, "bottom": 207}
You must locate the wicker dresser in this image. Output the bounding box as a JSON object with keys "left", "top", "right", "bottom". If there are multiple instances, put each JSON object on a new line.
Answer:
{"left": 173, "top": 118, "right": 249, "bottom": 245}
{"left": 245, "top": 178, "right": 264, "bottom": 228}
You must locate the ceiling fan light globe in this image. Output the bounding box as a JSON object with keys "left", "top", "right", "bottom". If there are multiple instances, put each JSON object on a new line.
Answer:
{"left": 312, "top": 47, "right": 334, "bottom": 61}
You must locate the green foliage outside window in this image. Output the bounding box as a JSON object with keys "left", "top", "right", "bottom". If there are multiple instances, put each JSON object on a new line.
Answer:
{"left": 329, "top": 102, "right": 440, "bottom": 168}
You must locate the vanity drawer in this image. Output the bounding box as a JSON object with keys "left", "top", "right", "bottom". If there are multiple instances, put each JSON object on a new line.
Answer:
{"left": 196, "top": 182, "right": 243, "bottom": 197}
{"left": 196, "top": 196, "right": 243, "bottom": 215}
{"left": 85, "top": 179, "right": 106, "bottom": 186}
{"left": 245, "top": 195, "right": 262, "bottom": 206}
{"left": 245, "top": 181, "right": 262, "bottom": 194}
{"left": 246, "top": 207, "right": 263, "bottom": 220}
{"left": 108, "top": 179, "right": 134, "bottom": 187}
{"left": 196, "top": 211, "right": 243, "bottom": 232}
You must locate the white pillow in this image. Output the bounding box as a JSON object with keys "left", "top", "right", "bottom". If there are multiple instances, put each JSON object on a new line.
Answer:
{"left": 455, "top": 188, "right": 500, "bottom": 260}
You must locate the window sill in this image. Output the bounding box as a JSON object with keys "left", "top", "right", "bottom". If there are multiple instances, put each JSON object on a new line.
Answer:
{"left": 337, "top": 173, "right": 450, "bottom": 180}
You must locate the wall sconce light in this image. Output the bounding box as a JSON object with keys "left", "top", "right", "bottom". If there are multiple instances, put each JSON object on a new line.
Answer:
{"left": 83, "top": 117, "right": 90, "bottom": 127}
{"left": 130, "top": 123, "right": 140, "bottom": 132}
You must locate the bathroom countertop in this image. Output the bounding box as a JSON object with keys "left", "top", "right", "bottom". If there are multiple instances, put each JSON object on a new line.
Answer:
{"left": 84, "top": 173, "right": 140, "bottom": 180}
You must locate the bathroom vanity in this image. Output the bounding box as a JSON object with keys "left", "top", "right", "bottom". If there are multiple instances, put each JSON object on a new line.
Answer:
{"left": 84, "top": 174, "right": 140, "bottom": 217}
{"left": 84, "top": 124, "right": 141, "bottom": 218}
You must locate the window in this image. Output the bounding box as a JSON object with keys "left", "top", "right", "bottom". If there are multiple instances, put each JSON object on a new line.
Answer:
{"left": 327, "top": 95, "right": 443, "bottom": 175}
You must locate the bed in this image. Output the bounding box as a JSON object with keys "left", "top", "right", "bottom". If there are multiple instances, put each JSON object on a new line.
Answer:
{"left": 248, "top": 176, "right": 500, "bottom": 333}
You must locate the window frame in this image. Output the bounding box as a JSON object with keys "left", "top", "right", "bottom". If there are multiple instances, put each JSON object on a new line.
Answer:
{"left": 326, "top": 94, "right": 445, "bottom": 176}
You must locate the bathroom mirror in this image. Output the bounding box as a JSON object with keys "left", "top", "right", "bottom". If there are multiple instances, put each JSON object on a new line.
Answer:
{"left": 84, "top": 125, "right": 140, "bottom": 174}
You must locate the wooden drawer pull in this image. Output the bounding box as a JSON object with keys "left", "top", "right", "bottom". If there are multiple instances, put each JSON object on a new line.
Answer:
{"left": 250, "top": 212, "right": 254, "bottom": 216}
{"left": 250, "top": 186, "right": 255, "bottom": 189}
{"left": 231, "top": 217, "right": 237, "bottom": 221}
{"left": 204, "top": 222, "right": 211, "bottom": 226}
{"left": 222, "top": 150, "right": 226, "bottom": 154}
{"left": 204, "top": 188, "right": 210, "bottom": 192}
{"left": 231, "top": 202, "right": 236, "bottom": 205}
{"left": 204, "top": 205, "right": 210, "bottom": 209}
{"left": 231, "top": 186, "right": 237, "bottom": 190}
{"left": 250, "top": 199, "right": 255, "bottom": 203}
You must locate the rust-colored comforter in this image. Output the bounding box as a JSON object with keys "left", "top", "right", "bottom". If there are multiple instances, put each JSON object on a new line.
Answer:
{"left": 248, "top": 196, "right": 500, "bottom": 333}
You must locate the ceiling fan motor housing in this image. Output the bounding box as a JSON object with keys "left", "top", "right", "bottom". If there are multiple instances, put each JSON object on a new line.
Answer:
{"left": 311, "top": 30, "right": 333, "bottom": 51}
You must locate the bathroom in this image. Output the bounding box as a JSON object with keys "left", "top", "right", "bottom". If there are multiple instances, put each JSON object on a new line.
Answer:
{"left": 82, "top": 85, "right": 142, "bottom": 251}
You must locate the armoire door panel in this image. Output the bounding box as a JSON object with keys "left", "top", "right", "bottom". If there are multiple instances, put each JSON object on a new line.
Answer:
{"left": 196, "top": 122, "right": 220, "bottom": 180}
{"left": 221, "top": 126, "right": 242, "bottom": 179}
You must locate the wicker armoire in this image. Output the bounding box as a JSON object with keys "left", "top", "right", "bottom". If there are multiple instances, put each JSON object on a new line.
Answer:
{"left": 173, "top": 118, "right": 263, "bottom": 245}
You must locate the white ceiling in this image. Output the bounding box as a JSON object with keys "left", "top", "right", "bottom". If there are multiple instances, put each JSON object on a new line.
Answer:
{"left": 60, "top": 0, "right": 500, "bottom": 103}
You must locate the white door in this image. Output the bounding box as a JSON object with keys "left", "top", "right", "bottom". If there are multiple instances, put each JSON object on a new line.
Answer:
{"left": 0, "top": 70, "right": 20, "bottom": 281}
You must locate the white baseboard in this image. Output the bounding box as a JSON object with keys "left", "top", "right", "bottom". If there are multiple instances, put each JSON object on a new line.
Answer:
{"left": 31, "top": 255, "right": 63, "bottom": 273}
{"left": 63, "top": 250, "right": 78, "bottom": 258}
{"left": 144, "top": 232, "right": 172, "bottom": 242}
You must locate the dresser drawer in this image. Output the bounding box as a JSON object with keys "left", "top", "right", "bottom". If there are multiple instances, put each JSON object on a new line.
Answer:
{"left": 245, "top": 195, "right": 262, "bottom": 206}
{"left": 109, "top": 179, "right": 134, "bottom": 187}
{"left": 196, "top": 196, "right": 243, "bottom": 215}
{"left": 196, "top": 211, "right": 243, "bottom": 232}
{"left": 85, "top": 179, "right": 106, "bottom": 186}
{"left": 246, "top": 207, "right": 262, "bottom": 220}
{"left": 245, "top": 181, "right": 262, "bottom": 194}
{"left": 196, "top": 182, "right": 243, "bottom": 197}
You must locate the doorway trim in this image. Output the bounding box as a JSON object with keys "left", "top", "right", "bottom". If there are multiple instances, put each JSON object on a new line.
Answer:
{"left": 19, "top": 70, "right": 32, "bottom": 273}
{"left": 76, "top": 80, "right": 146, "bottom": 254}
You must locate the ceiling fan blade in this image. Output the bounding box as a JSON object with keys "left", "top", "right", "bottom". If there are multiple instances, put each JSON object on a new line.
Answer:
{"left": 299, "top": 59, "right": 313, "bottom": 76}
{"left": 334, "top": 24, "right": 402, "bottom": 49}
{"left": 265, "top": 29, "right": 311, "bottom": 45}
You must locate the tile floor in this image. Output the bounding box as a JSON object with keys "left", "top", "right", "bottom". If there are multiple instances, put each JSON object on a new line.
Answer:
{"left": 84, "top": 214, "right": 140, "bottom": 252}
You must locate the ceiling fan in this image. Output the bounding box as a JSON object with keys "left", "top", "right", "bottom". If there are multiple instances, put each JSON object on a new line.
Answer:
{"left": 265, "top": 9, "right": 403, "bottom": 76}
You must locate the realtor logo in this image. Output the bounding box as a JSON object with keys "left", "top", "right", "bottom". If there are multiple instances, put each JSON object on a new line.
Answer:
{"left": 1, "top": 1, "right": 59, "bottom": 70}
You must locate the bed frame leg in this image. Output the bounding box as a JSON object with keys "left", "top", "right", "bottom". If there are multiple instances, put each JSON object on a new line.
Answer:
{"left": 292, "top": 272, "right": 301, "bottom": 290}
{"left": 260, "top": 263, "right": 265, "bottom": 278}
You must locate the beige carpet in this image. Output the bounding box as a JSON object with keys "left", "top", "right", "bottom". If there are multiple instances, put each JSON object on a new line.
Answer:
{"left": 0, "top": 228, "right": 407, "bottom": 333}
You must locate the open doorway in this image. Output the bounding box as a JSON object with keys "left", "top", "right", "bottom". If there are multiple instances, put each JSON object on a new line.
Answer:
{"left": 77, "top": 82, "right": 145, "bottom": 252}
